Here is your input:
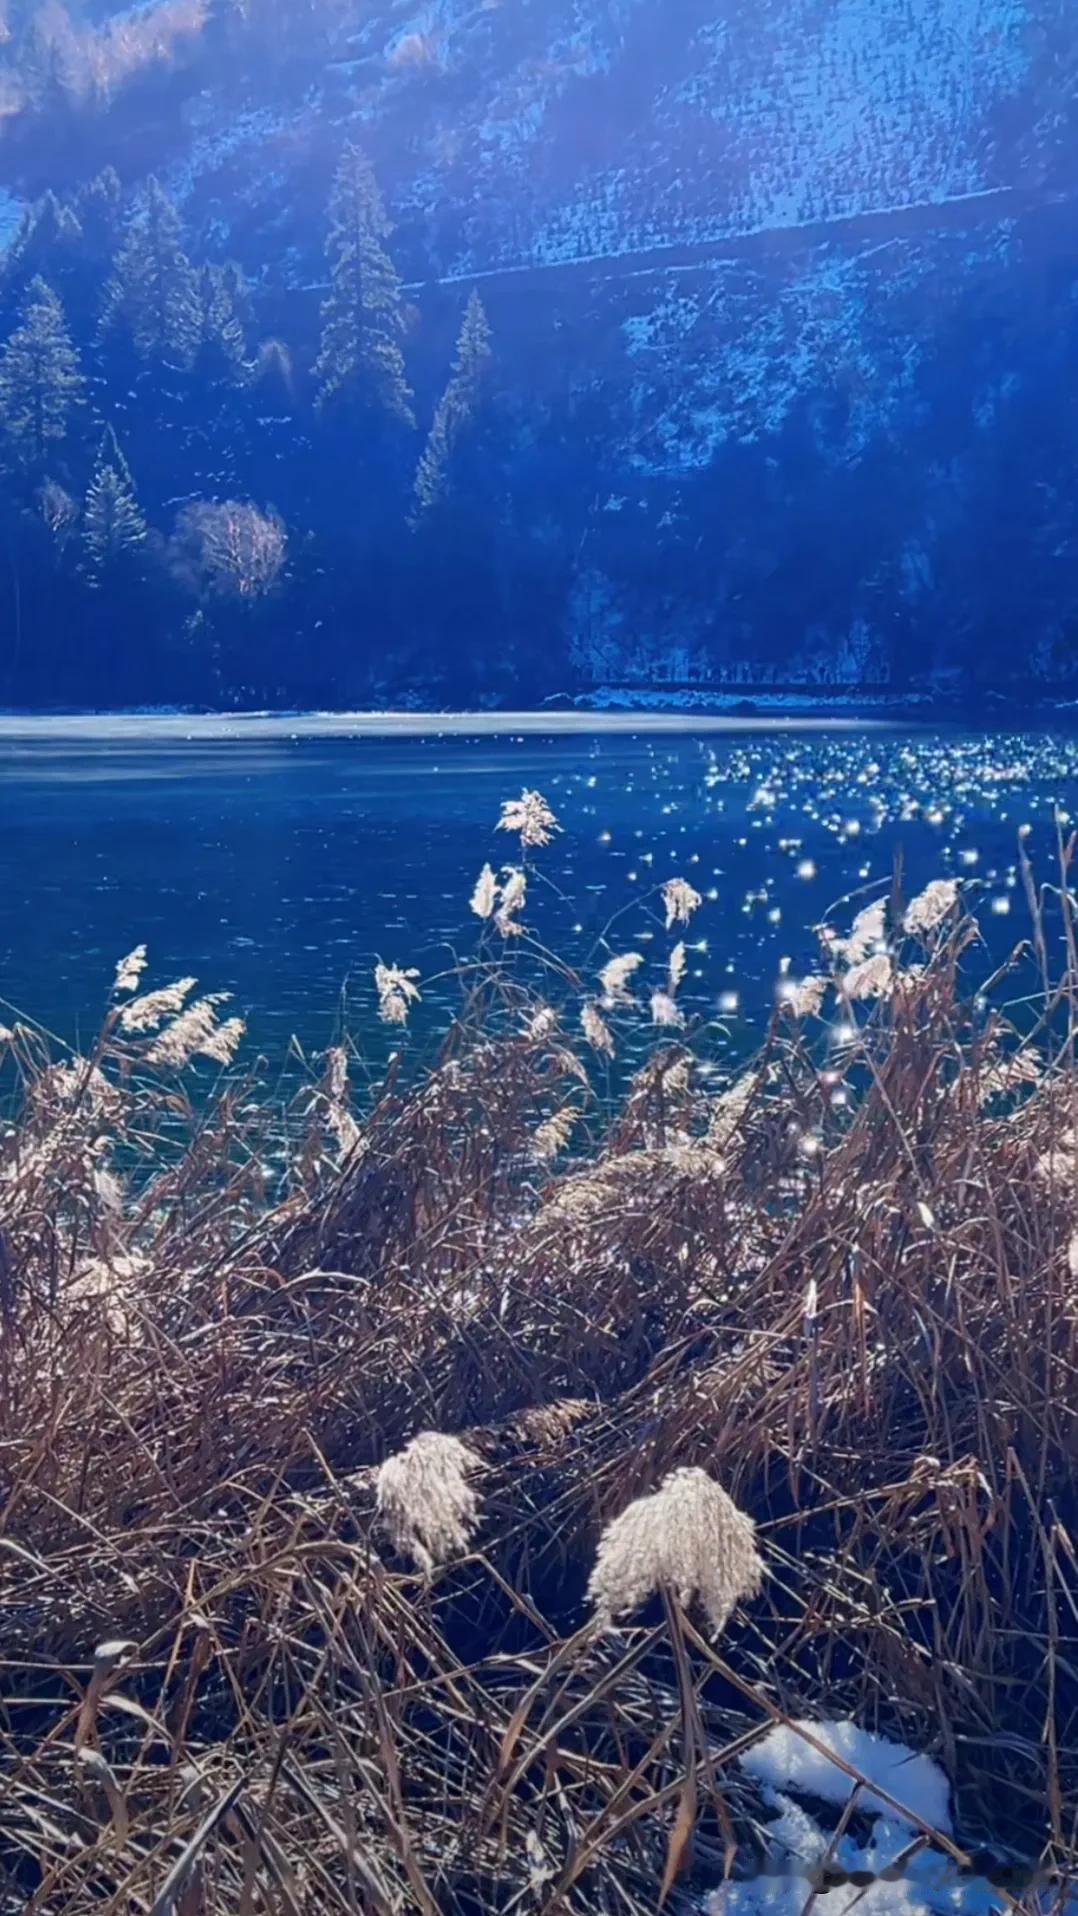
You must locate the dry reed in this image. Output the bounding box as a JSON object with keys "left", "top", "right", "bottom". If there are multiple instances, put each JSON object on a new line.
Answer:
{"left": 2, "top": 833, "right": 1078, "bottom": 1913}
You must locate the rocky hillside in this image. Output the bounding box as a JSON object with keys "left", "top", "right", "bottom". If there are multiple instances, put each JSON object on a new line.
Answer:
{"left": 0, "top": 0, "right": 1075, "bottom": 704}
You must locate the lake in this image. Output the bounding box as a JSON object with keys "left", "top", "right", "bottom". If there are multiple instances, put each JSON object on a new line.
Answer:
{"left": 1, "top": 715, "right": 1074, "bottom": 1074}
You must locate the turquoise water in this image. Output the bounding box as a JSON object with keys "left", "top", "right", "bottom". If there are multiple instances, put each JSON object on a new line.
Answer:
{"left": 0, "top": 719, "right": 1074, "bottom": 1069}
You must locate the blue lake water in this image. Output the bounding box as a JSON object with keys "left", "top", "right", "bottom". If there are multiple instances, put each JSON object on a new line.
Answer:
{"left": 1, "top": 717, "right": 1075, "bottom": 1074}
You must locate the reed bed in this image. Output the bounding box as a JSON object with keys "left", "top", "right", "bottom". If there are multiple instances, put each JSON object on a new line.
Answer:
{"left": 3, "top": 804, "right": 1078, "bottom": 1914}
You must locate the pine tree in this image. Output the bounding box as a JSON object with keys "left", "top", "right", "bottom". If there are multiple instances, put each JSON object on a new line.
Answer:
{"left": 413, "top": 290, "right": 492, "bottom": 516}
{"left": 75, "top": 168, "right": 124, "bottom": 264}
{"left": 1, "top": 191, "right": 83, "bottom": 316}
{"left": 193, "top": 262, "right": 247, "bottom": 381}
{"left": 83, "top": 425, "right": 147, "bottom": 580}
{"left": 0, "top": 276, "right": 85, "bottom": 470}
{"left": 221, "top": 259, "right": 255, "bottom": 334}
{"left": 313, "top": 144, "right": 413, "bottom": 425}
{"left": 101, "top": 178, "right": 199, "bottom": 366}
{"left": 96, "top": 422, "right": 136, "bottom": 492}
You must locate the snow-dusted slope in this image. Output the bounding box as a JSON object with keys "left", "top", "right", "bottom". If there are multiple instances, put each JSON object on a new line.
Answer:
{"left": 152, "top": 0, "right": 1077, "bottom": 692}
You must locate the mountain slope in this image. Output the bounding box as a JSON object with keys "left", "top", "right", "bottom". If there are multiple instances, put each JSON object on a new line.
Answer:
{"left": 0, "top": 0, "right": 1075, "bottom": 704}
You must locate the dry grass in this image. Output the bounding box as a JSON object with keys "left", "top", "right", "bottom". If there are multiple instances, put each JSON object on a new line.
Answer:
{"left": 2, "top": 825, "right": 1078, "bottom": 1913}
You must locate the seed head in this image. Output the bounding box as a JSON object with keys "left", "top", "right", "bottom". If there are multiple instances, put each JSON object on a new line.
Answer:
{"left": 113, "top": 945, "right": 148, "bottom": 995}
{"left": 497, "top": 790, "right": 560, "bottom": 849}
{"left": 841, "top": 954, "right": 893, "bottom": 1001}
{"left": 662, "top": 878, "right": 703, "bottom": 930}
{"left": 588, "top": 1466, "right": 763, "bottom": 1635}
{"left": 375, "top": 962, "right": 421, "bottom": 1026}
{"left": 581, "top": 1003, "right": 615, "bottom": 1057}
{"left": 469, "top": 863, "right": 498, "bottom": 920}
{"left": 376, "top": 1431, "right": 481, "bottom": 1575}
{"left": 599, "top": 951, "right": 643, "bottom": 1007}
{"left": 495, "top": 867, "right": 527, "bottom": 937}
{"left": 904, "top": 878, "right": 958, "bottom": 936}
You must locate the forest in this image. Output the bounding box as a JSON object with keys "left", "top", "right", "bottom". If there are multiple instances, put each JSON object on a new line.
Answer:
{"left": 0, "top": 0, "right": 1075, "bottom": 708}
{"left": 0, "top": 138, "right": 517, "bottom": 709}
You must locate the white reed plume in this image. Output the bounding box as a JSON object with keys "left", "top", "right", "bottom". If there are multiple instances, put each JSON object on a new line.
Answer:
{"left": 904, "top": 877, "right": 958, "bottom": 936}
{"left": 662, "top": 877, "right": 703, "bottom": 929}
{"left": 599, "top": 951, "right": 643, "bottom": 1006}
{"left": 581, "top": 1002, "right": 615, "bottom": 1057}
{"left": 327, "top": 1101, "right": 361, "bottom": 1156}
{"left": 532, "top": 1105, "right": 577, "bottom": 1162}
{"left": 497, "top": 789, "right": 560, "bottom": 849}
{"left": 668, "top": 941, "right": 687, "bottom": 992}
{"left": 375, "top": 1431, "right": 482, "bottom": 1575}
{"left": 375, "top": 961, "right": 421, "bottom": 1026}
{"left": 32, "top": 1059, "right": 122, "bottom": 1118}
{"left": 324, "top": 1045, "right": 349, "bottom": 1103}
{"left": 839, "top": 897, "right": 887, "bottom": 964}
{"left": 525, "top": 1005, "right": 559, "bottom": 1040}
{"left": 119, "top": 978, "right": 197, "bottom": 1033}
{"left": 113, "top": 945, "right": 147, "bottom": 995}
{"left": 197, "top": 1016, "right": 246, "bottom": 1066}
{"left": 318, "top": 1044, "right": 361, "bottom": 1154}
{"left": 650, "top": 990, "right": 685, "bottom": 1028}
{"left": 587, "top": 1466, "right": 763, "bottom": 1635}
{"left": 469, "top": 863, "right": 498, "bottom": 920}
{"left": 841, "top": 954, "right": 893, "bottom": 1001}
{"left": 708, "top": 1072, "right": 756, "bottom": 1148}
{"left": 781, "top": 975, "right": 829, "bottom": 1018}
{"left": 495, "top": 866, "right": 527, "bottom": 937}
{"left": 145, "top": 995, "right": 244, "bottom": 1068}
{"left": 544, "top": 1143, "right": 722, "bottom": 1222}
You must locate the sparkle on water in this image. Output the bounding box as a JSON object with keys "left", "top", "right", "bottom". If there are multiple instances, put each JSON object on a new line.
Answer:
{"left": 0, "top": 721, "right": 1069, "bottom": 1066}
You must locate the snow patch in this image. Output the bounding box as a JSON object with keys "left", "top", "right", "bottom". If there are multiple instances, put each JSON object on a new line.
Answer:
{"left": 706, "top": 1810, "right": 1012, "bottom": 1916}
{"left": 740, "top": 1720, "right": 952, "bottom": 1833}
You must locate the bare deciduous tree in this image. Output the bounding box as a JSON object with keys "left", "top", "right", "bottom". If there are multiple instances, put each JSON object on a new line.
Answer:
{"left": 174, "top": 500, "right": 287, "bottom": 599}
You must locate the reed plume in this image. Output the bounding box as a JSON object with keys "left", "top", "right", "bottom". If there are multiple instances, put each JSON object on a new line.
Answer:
{"left": 497, "top": 789, "right": 560, "bottom": 848}
{"left": 375, "top": 1431, "right": 482, "bottom": 1574}
{"left": 587, "top": 1467, "right": 763, "bottom": 1635}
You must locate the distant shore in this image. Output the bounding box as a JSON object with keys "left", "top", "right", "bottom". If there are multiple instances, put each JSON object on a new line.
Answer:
{"left": 0, "top": 708, "right": 897, "bottom": 739}
{"left": 0, "top": 685, "right": 1071, "bottom": 736}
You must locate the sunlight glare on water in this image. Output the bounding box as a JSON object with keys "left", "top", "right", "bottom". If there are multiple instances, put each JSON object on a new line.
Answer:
{"left": 0, "top": 719, "right": 1073, "bottom": 1066}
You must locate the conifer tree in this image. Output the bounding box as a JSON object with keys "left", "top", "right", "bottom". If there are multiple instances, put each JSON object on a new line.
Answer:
{"left": 413, "top": 290, "right": 492, "bottom": 516}
{"left": 75, "top": 167, "right": 124, "bottom": 263}
{"left": 313, "top": 144, "right": 413, "bottom": 425}
{"left": 83, "top": 425, "right": 147, "bottom": 580}
{"left": 101, "top": 178, "right": 199, "bottom": 366}
{"left": 221, "top": 259, "right": 255, "bottom": 334}
{"left": 96, "top": 422, "right": 136, "bottom": 492}
{"left": 193, "top": 261, "right": 247, "bottom": 381}
{"left": 0, "top": 275, "right": 84, "bottom": 470}
{"left": 1, "top": 191, "right": 83, "bottom": 316}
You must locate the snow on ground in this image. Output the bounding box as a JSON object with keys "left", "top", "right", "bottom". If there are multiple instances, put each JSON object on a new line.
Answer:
{"left": 740, "top": 1720, "right": 953, "bottom": 1831}
{"left": 706, "top": 1812, "right": 1009, "bottom": 1916}
{"left": 708, "top": 1723, "right": 1019, "bottom": 1916}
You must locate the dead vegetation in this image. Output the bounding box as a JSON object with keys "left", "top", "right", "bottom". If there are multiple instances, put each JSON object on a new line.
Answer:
{"left": 2, "top": 817, "right": 1078, "bottom": 1913}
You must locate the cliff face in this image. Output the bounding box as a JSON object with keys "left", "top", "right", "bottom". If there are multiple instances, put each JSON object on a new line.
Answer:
{"left": 4, "top": 0, "right": 1077, "bottom": 702}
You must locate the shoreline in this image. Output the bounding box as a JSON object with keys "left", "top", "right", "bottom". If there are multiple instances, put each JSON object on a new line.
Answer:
{"left": 0, "top": 690, "right": 1073, "bottom": 739}
{"left": 0, "top": 708, "right": 899, "bottom": 739}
